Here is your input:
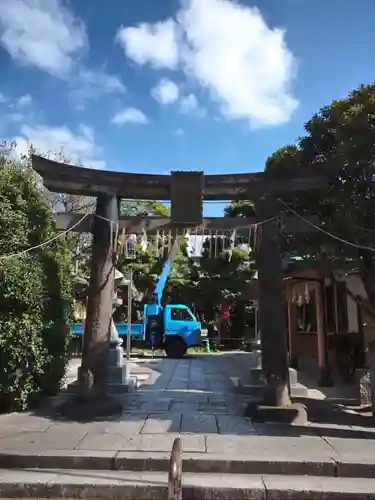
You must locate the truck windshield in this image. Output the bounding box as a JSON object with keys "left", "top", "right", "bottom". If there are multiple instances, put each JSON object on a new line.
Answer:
{"left": 171, "top": 308, "right": 194, "bottom": 321}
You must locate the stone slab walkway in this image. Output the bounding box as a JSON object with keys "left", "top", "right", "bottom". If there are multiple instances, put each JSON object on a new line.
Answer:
{"left": 1, "top": 354, "right": 375, "bottom": 478}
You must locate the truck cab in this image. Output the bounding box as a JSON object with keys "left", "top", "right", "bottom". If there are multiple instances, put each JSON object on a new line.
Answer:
{"left": 144, "top": 303, "right": 204, "bottom": 358}
{"left": 164, "top": 304, "right": 203, "bottom": 358}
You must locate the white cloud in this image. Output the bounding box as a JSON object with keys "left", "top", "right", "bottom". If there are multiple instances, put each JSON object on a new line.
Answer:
{"left": 77, "top": 68, "right": 125, "bottom": 94}
{"left": 0, "top": 0, "right": 124, "bottom": 101}
{"left": 111, "top": 107, "right": 148, "bottom": 126}
{"left": 117, "top": 0, "right": 298, "bottom": 127}
{"left": 4, "top": 93, "right": 34, "bottom": 123}
{"left": 71, "top": 68, "right": 126, "bottom": 105}
{"left": 0, "top": 92, "right": 7, "bottom": 104}
{"left": 151, "top": 78, "right": 179, "bottom": 104}
{"left": 174, "top": 128, "right": 184, "bottom": 136}
{"left": 17, "top": 94, "right": 32, "bottom": 107}
{"left": 8, "top": 113, "right": 24, "bottom": 123}
{"left": 116, "top": 19, "right": 178, "bottom": 69}
{"left": 0, "top": 0, "right": 87, "bottom": 77}
{"left": 12, "top": 123, "right": 106, "bottom": 170}
{"left": 179, "top": 93, "right": 205, "bottom": 117}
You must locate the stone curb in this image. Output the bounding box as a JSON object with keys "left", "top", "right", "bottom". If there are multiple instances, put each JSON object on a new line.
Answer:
{"left": 0, "top": 450, "right": 374, "bottom": 478}
{"left": 1, "top": 470, "right": 375, "bottom": 500}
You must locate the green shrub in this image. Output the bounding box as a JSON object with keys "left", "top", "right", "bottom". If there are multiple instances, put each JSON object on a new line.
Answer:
{"left": 0, "top": 162, "right": 74, "bottom": 412}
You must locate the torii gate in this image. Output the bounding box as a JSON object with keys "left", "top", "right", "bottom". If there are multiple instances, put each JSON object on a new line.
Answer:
{"left": 32, "top": 155, "right": 328, "bottom": 416}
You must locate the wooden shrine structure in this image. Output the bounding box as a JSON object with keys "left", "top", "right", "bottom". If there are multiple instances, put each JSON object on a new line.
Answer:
{"left": 32, "top": 155, "right": 329, "bottom": 413}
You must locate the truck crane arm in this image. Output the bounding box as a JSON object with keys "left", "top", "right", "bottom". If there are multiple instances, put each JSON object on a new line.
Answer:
{"left": 153, "top": 235, "right": 184, "bottom": 307}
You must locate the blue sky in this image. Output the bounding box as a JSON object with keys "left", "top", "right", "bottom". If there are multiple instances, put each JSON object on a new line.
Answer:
{"left": 0, "top": 0, "right": 374, "bottom": 216}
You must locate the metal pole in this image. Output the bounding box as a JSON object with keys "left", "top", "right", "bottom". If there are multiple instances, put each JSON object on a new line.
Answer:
{"left": 126, "top": 267, "right": 132, "bottom": 360}
{"left": 168, "top": 438, "right": 182, "bottom": 500}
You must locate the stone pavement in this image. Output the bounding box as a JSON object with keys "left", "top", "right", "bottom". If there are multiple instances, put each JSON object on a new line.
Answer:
{"left": 1, "top": 353, "right": 375, "bottom": 478}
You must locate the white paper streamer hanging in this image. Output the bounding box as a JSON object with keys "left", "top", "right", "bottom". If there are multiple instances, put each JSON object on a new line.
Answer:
{"left": 228, "top": 229, "right": 236, "bottom": 262}
{"left": 140, "top": 229, "right": 148, "bottom": 252}
{"left": 185, "top": 229, "right": 194, "bottom": 258}
{"left": 126, "top": 234, "right": 137, "bottom": 258}
{"left": 155, "top": 231, "right": 160, "bottom": 257}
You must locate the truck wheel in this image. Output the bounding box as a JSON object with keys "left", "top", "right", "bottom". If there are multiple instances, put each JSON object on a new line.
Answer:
{"left": 165, "top": 337, "right": 187, "bottom": 359}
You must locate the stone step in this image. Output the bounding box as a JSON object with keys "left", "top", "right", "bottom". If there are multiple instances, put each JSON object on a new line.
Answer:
{"left": 292, "top": 382, "right": 309, "bottom": 397}
{"left": 1, "top": 469, "right": 375, "bottom": 499}
{"left": 236, "top": 381, "right": 308, "bottom": 398}
{"left": 249, "top": 367, "right": 299, "bottom": 387}
{"left": 0, "top": 449, "right": 374, "bottom": 478}
{"left": 289, "top": 367, "right": 298, "bottom": 386}
{"left": 66, "top": 378, "right": 137, "bottom": 394}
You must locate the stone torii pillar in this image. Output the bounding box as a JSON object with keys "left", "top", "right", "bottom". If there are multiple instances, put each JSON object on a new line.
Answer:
{"left": 61, "top": 193, "right": 123, "bottom": 419}
{"left": 253, "top": 194, "right": 290, "bottom": 407}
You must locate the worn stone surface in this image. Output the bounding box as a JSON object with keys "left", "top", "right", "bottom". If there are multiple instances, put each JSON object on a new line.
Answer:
{"left": 76, "top": 432, "right": 205, "bottom": 452}
{"left": 216, "top": 415, "right": 257, "bottom": 435}
{"left": 0, "top": 430, "right": 86, "bottom": 451}
{"left": 326, "top": 436, "right": 375, "bottom": 457}
{"left": 0, "top": 414, "right": 52, "bottom": 435}
{"left": 206, "top": 435, "right": 336, "bottom": 458}
{"left": 263, "top": 474, "right": 375, "bottom": 498}
{"left": 142, "top": 413, "right": 181, "bottom": 434}
{"left": 3, "top": 469, "right": 375, "bottom": 499}
{"left": 0, "top": 469, "right": 266, "bottom": 500}
{"left": 2, "top": 354, "right": 375, "bottom": 480}
{"left": 181, "top": 413, "right": 218, "bottom": 434}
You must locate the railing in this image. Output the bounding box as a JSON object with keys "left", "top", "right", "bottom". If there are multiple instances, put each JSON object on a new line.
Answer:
{"left": 168, "top": 438, "right": 182, "bottom": 500}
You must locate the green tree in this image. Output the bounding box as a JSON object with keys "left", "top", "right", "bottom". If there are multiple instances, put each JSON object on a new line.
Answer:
{"left": 121, "top": 199, "right": 170, "bottom": 217}
{"left": 0, "top": 143, "right": 74, "bottom": 412}
{"left": 197, "top": 233, "right": 255, "bottom": 323}
{"left": 224, "top": 201, "right": 255, "bottom": 218}
{"left": 265, "top": 83, "right": 375, "bottom": 308}
{"left": 116, "top": 236, "right": 197, "bottom": 321}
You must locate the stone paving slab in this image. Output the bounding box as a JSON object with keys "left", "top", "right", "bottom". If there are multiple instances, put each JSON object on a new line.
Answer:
{"left": 181, "top": 413, "right": 218, "bottom": 434}
{"left": 75, "top": 432, "right": 206, "bottom": 453}
{"left": 0, "top": 430, "right": 87, "bottom": 451}
{"left": 141, "top": 413, "right": 181, "bottom": 434}
{"left": 325, "top": 436, "right": 375, "bottom": 456}
{"left": 0, "top": 414, "right": 53, "bottom": 435}
{"left": 262, "top": 474, "right": 375, "bottom": 499}
{"left": 206, "top": 435, "right": 336, "bottom": 459}
{"left": 216, "top": 414, "right": 258, "bottom": 435}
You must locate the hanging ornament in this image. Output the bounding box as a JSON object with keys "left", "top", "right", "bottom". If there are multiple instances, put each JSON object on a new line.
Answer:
{"left": 214, "top": 230, "right": 219, "bottom": 258}
{"left": 167, "top": 230, "right": 172, "bottom": 253}
{"left": 126, "top": 234, "right": 137, "bottom": 259}
{"left": 185, "top": 229, "right": 193, "bottom": 258}
{"left": 155, "top": 230, "right": 160, "bottom": 257}
{"left": 228, "top": 229, "right": 236, "bottom": 262}
{"left": 118, "top": 229, "right": 126, "bottom": 257}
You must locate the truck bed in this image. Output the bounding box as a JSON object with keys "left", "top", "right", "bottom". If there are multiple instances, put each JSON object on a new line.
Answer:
{"left": 71, "top": 322, "right": 144, "bottom": 340}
